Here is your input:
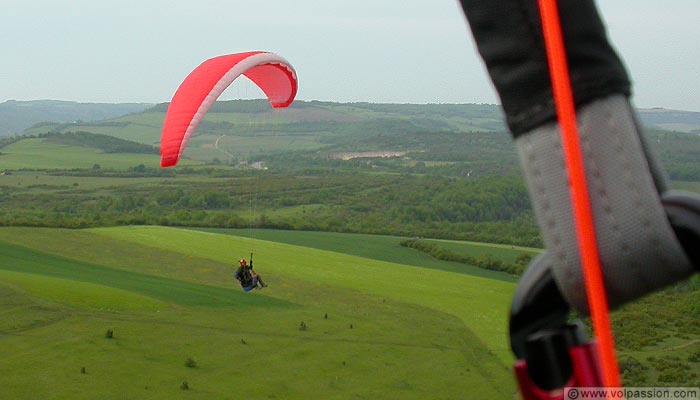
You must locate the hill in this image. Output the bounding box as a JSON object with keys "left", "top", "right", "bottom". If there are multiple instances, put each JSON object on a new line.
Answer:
{"left": 0, "top": 226, "right": 517, "bottom": 399}
{"left": 7, "top": 99, "right": 700, "bottom": 144}
{"left": 0, "top": 100, "right": 152, "bottom": 136}
{"left": 1, "top": 226, "right": 697, "bottom": 398}
{"left": 638, "top": 107, "right": 700, "bottom": 134}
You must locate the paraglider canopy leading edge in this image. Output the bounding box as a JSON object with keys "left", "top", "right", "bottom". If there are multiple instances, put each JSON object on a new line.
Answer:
{"left": 159, "top": 51, "right": 298, "bottom": 168}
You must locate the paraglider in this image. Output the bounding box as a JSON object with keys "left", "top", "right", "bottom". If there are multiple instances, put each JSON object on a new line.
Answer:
{"left": 159, "top": 51, "right": 298, "bottom": 168}
{"left": 159, "top": 52, "right": 292, "bottom": 292}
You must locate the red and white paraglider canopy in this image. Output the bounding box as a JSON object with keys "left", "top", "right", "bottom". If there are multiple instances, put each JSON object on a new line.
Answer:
{"left": 160, "top": 51, "right": 298, "bottom": 168}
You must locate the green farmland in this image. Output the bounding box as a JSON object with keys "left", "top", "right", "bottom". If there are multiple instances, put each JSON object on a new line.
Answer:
{"left": 0, "top": 226, "right": 518, "bottom": 399}
{"left": 0, "top": 138, "right": 162, "bottom": 170}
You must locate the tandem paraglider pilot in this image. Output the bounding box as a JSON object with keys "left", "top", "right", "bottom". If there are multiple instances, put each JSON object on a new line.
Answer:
{"left": 234, "top": 257, "right": 267, "bottom": 292}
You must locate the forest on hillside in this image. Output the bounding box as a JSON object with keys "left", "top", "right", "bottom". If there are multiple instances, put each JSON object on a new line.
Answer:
{"left": 0, "top": 170, "right": 542, "bottom": 247}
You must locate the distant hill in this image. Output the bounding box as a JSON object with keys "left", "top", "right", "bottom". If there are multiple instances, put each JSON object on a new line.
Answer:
{"left": 7, "top": 99, "right": 700, "bottom": 180}
{"left": 18, "top": 100, "right": 511, "bottom": 161}
{"left": 0, "top": 100, "right": 153, "bottom": 137}
{"left": 637, "top": 108, "right": 700, "bottom": 134}
{"left": 5, "top": 99, "right": 699, "bottom": 140}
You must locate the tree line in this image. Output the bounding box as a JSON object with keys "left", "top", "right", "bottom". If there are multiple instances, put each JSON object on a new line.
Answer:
{"left": 0, "top": 171, "right": 543, "bottom": 247}
{"left": 399, "top": 238, "right": 533, "bottom": 276}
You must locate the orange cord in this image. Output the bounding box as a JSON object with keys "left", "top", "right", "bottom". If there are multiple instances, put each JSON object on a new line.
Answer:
{"left": 536, "top": 0, "right": 621, "bottom": 389}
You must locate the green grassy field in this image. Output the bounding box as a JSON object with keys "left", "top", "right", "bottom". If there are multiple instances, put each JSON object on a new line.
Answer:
{"left": 0, "top": 226, "right": 517, "bottom": 399}
{"left": 186, "top": 132, "right": 326, "bottom": 162}
{"left": 0, "top": 138, "right": 164, "bottom": 170}
{"left": 20, "top": 112, "right": 165, "bottom": 145}
{"left": 0, "top": 172, "right": 170, "bottom": 191}
{"left": 199, "top": 228, "right": 524, "bottom": 282}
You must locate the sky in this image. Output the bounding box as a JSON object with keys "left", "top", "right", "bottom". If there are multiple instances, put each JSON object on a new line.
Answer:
{"left": 1, "top": 0, "right": 698, "bottom": 111}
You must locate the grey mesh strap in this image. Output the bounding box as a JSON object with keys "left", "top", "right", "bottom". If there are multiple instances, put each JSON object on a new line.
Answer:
{"left": 515, "top": 95, "right": 694, "bottom": 313}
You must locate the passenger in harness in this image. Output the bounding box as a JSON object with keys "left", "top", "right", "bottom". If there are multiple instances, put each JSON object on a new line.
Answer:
{"left": 234, "top": 257, "right": 267, "bottom": 292}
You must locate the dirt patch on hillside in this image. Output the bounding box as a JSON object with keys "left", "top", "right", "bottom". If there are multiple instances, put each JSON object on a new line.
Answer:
{"left": 327, "top": 151, "right": 410, "bottom": 160}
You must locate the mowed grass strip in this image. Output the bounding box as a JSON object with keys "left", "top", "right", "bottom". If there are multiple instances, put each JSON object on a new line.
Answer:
{"left": 0, "top": 227, "right": 239, "bottom": 289}
{"left": 0, "top": 241, "right": 292, "bottom": 309}
{"left": 0, "top": 269, "right": 166, "bottom": 311}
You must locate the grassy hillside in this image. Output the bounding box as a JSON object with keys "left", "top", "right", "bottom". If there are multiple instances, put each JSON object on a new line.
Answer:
{"left": 199, "top": 228, "right": 526, "bottom": 282}
{"left": 1, "top": 226, "right": 698, "bottom": 397}
{"left": 0, "top": 138, "right": 163, "bottom": 170}
{"left": 0, "top": 226, "right": 517, "bottom": 399}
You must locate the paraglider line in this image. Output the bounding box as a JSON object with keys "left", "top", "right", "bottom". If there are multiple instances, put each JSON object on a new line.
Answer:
{"left": 537, "top": 0, "right": 621, "bottom": 390}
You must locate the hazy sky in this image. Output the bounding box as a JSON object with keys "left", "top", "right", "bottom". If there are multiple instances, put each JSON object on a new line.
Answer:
{"left": 2, "top": 0, "right": 698, "bottom": 111}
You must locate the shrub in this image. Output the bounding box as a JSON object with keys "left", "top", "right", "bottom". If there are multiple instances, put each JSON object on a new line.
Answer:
{"left": 688, "top": 351, "right": 700, "bottom": 363}
{"left": 185, "top": 357, "right": 198, "bottom": 368}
